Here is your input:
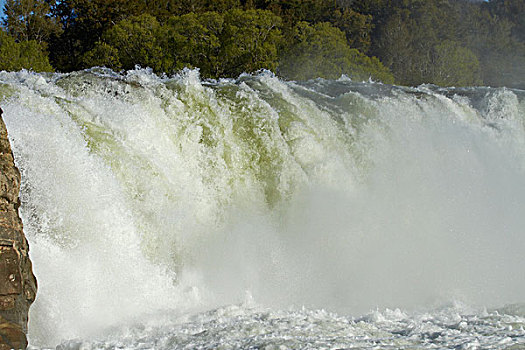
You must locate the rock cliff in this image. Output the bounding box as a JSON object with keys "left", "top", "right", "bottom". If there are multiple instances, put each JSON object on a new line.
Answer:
{"left": 0, "top": 107, "right": 37, "bottom": 349}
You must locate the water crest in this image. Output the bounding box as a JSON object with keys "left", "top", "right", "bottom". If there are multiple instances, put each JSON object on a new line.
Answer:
{"left": 1, "top": 69, "right": 524, "bottom": 348}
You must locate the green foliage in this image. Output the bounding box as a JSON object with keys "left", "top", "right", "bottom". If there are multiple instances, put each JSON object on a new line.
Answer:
{"left": 371, "top": 1, "right": 480, "bottom": 86}
{"left": 76, "top": 9, "right": 283, "bottom": 78}
{"left": 2, "top": 0, "right": 61, "bottom": 44}
{"left": 96, "top": 14, "right": 169, "bottom": 72}
{"left": 352, "top": 0, "right": 525, "bottom": 87}
{"left": 1, "top": 0, "right": 524, "bottom": 87}
{"left": 0, "top": 30, "right": 53, "bottom": 71}
{"left": 373, "top": 9, "right": 412, "bottom": 83}
{"left": 457, "top": 1, "right": 524, "bottom": 88}
{"left": 81, "top": 42, "right": 121, "bottom": 70}
{"left": 476, "top": 41, "right": 525, "bottom": 89}
{"left": 429, "top": 40, "right": 482, "bottom": 87}
{"left": 47, "top": 0, "right": 146, "bottom": 71}
{"left": 279, "top": 22, "right": 393, "bottom": 83}
{"left": 260, "top": 0, "right": 334, "bottom": 25}
{"left": 68, "top": 0, "right": 145, "bottom": 36}
{"left": 158, "top": 0, "right": 241, "bottom": 16}
{"left": 220, "top": 9, "right": 283, "bottom": 77}
{"left": 330, "top": 8, "right": 372, "bottom": 53}
{"left": 165, "top": 12, "right": 224, "bottom": 76}
{"left": 488, "top": 0, "right": 525, "bottom": 43}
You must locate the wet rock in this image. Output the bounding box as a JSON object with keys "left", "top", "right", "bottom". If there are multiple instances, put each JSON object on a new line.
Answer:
{"left": 0, "top": 107, "right": 37, "bottom": 349}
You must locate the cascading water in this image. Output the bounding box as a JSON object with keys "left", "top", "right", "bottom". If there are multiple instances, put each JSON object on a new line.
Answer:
{"left": 1, "top": 68, "right": 525, "bottom": 349}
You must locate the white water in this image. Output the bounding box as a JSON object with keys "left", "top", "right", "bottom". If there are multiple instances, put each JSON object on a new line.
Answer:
{"left": 1, "top": 69, "right": 525, "bottom": 348}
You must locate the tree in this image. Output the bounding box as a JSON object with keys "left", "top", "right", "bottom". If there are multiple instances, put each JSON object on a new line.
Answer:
{"left": 83, "top": 14, "right": 170, "bottom": 72}
{"left": 48, "top": 0, "right": 145, "bottom": 71}
{"left": 164, "top": 12, "right": 224, "bottom": 77}
{"left": 159, "top": 0, "right": 241, "bottom": 15}
{"left": 488, "top": 0, "right": 525, "bottom": 43}
{"left": 261, "top": 0, "right": 335, "bottom": 25}
{"left": 428, "top": 40, "right": 481, "bottom": 86}
{"left": 458, "top": 1, "right": 524, "bottom": 88}
{"left": 2, "top": 0, "right": 61, "bottom": 44}
{"left": 220, "top": 9, "right": 283, "bottom": 77}
{"left": 67, "top": 0, "right": 145, "bottom": 38}
{"left": 372, "top": 1, "right": 474, "bottom": 86}
{"left": 373, "top": 8, "right": 422, "bottom": 84}
{"left": 0, "top": 30, "right": 53, "bottom": 71}
{"left": 351, "top": 0, "right": 398, "bottom": 28}
{"left": 81, "top": 42, "right": 121, "bottom": 70}
{"left": 330, "top": 7, "right": 373, "bottom": 53}
{"left": 279, "top": 21, "right": 393, "bottom": 83}
{"left": 140, "top": 0, "right": 180, "bottom": 22}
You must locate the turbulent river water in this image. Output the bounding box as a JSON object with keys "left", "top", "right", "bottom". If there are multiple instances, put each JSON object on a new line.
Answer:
{"left": 1, "top": 69, "right": 525, "bottom": 349}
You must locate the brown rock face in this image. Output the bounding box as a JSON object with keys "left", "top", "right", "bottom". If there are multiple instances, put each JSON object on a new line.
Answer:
{"left": 0, "top": 107, "right": 37, "bottom": 349}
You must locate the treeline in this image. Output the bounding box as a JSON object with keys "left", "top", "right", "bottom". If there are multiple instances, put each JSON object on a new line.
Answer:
{"left": 0, "top": 0, "right": 524, "bottom": 88}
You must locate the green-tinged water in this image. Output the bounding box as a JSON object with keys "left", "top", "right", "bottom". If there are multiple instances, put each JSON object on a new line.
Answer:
{"left": 1, "top": 69, "right": 525, "bottom": 348}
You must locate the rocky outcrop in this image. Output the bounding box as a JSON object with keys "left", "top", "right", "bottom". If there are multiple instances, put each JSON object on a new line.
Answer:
{"left": 0, "top": 107, "right": 37, "bottom": 349}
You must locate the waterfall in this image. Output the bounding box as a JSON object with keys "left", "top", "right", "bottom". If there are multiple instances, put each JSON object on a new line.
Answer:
{"left": 1, "top": 69, "right": 524, "bottom": 347}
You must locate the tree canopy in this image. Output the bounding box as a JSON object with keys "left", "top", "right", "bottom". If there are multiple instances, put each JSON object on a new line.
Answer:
{"left": 279, "top": 21, "right": 393, "bottom": 83}
{"left": 0, "top": 0, "right": 524, "bottom": 88}
{"left": 0, "top": 29, "right": 53, "bottom": 72}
